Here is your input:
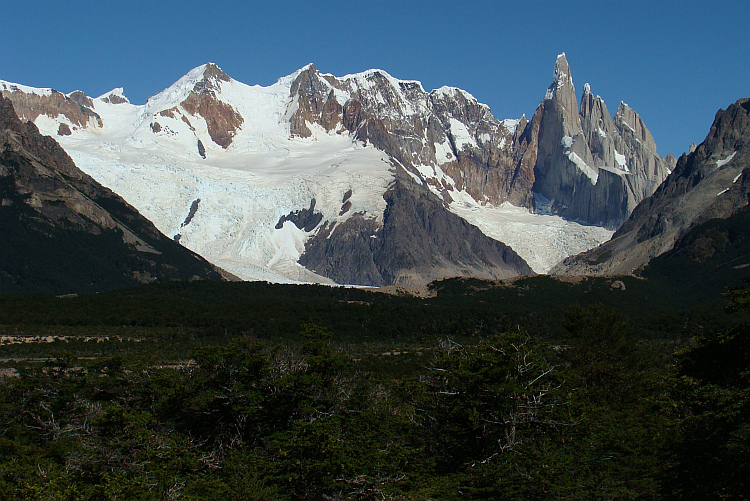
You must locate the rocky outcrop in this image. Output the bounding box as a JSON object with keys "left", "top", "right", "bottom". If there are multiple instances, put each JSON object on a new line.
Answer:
{"left": 0, "top": 95, "right": 227, "bottom": 294}
{"left": 100, "top": 89, "right": 129, "bottom": 104}
{"left": 1, "top": 82, "right": 102, "bottom": 129}
{"left": 179, "top": 64, "right": 243, "bottom": 148}
{"left": 58, "top": 123, "right": 72, "bottom": 136}
{"left": 529, "top": 54, "right": 671, "bottom": 229}
{"left": 299, "top": 170, "right": 533, "bottom": 286}
{"left": 553, "top": 98, "right": 750, "bottom": 275}
{"left": 275, "top": 198, "right": 324, "bottom": 232}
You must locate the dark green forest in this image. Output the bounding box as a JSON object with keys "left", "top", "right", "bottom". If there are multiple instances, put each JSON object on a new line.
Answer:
{"left": 0, "top": 272, "right": 749, "bottom": 500}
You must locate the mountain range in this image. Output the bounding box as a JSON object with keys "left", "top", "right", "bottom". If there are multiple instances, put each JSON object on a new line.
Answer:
{"left": 4, "top": 54, "right": 739, "bottom": 291}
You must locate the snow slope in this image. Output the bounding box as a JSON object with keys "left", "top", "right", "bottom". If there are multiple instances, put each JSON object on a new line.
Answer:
{"left": 53, "top": 70, "right": 393, "bottom": 282}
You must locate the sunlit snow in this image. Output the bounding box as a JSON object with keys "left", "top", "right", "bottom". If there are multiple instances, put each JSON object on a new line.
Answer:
{"left": 716, "top": 151, "right": 737, "bottom": 168}
{"left": 448, "top": 118, "right": 477, "bottom": 151}
{"left": 450, "top": 201, "right": 613, "bottom": 274}
{"left": 42, "top": 69, "right": 392, "bottom": 283}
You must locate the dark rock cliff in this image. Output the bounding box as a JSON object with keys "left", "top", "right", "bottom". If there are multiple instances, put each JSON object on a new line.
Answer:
{"left": 299, "top": 169, "right": 532, "bottom": 286}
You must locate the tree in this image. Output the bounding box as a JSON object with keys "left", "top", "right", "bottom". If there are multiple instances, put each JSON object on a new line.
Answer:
{"left": 557, "top": 305, "right": 667, "bottom": 499}
{"left": 414, "top": 330, "right": 565, "bottom": 498}
{"left": 664, "top": 288, "right": 750, "bottom": 499}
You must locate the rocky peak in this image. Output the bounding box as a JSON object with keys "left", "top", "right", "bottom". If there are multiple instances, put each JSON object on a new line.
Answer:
{"left": 203, "top": 62, "right": 230, "bottom": 82}
{"left": 99, "top": 88, "right": 129, "bottom": 104}
{"left": 529, "top": 55, "right": 671, "bottom": 228}
{"left": 68, "top": 90, "right": 94, "bottom": 109}
{"left": 193, "top": 63, "right": 231, "bottom": 95}
{"left": 553, "top": 97, "right": 750, "bottom": 276}
{"left": 545, "top": 54, "right": 576, "bottom": 105}
{"left": 614, "top": 102, "right": 658, "bottom": 153}
{"left": 679, "top": 98, "right": 750, "bottom": 181}
{"left": 289, "top": 64, "right": 327, "bottom": 97}
{"left": 429, "top": 87, "right": 491, "bottom": 127}
{"left": 176, "top": 63, "right": 243, "bottom": 149}
{"left": 580, "top": 84, "right": 617, "bottom": 150}
{"left": 1, "top": 81, "right": 102, "bottom": 129}
{"left": 288, "top": 64, "right": 342, "bottom": 137}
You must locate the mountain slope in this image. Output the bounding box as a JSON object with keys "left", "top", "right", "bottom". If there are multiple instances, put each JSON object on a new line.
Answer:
{"left": 638, "top": 204, "right": 750, "bottom": 305}
{"left": 300, "top": 170, "right": 532, "bottom": 286}
{"left": 553, "top": 98, "right": 750, "bottom": 275}
{"left": 0, "top": 95, "right": 227, "bottom": 295}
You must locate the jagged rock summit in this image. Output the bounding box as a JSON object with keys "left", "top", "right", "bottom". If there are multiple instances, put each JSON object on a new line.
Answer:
{"left": 553, "top": 98, "right": 750, "bottom": 275}
{"left": 1, "top": 56, "right": 670, "bottom": 285}
{"left": 0, "top": 95, "right": 228, "bottom": 295}
{"left": 528, "top": 53, "right": 673, "bottom": 229}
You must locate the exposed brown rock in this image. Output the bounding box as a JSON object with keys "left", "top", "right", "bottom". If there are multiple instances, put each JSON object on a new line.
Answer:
{"left": 339, "top": 200, "right": 352, "bottom": 215}
{"left": 286, "top": 65, "right": 539, "bottom": 210}
{"left": 202, "top": 63, "right": 231, "bottom": 85}
{"left": 181, "top": 115, "right": 195, "bottom": 131}
{"left": 1, "top": 87, "right": 102, "bottom": 128}
{"left": 68, "top": 90, "right": 94, "bottom": 108}
{"left": 320, "top": 93, "right": 342, "bottom": 132}
{"left": 159, "top": 108, "right": 178, "bottom": 118}
{"left": 178, "top": 65, "right": 243, "bottom": 148}
{"left": 57, "top": 123, "right": 72, "bottom": 136}
{"left": 181, "top": 92, "right": 243, "bottom": 148}
{"left": 150, "top": 122, "right": 161, "bottom": 133}
{"left": 101, "top": 93, "right": 129, "bottom": 105}
{"left": 289, "top": 93, "right": 313, "bottom": 138}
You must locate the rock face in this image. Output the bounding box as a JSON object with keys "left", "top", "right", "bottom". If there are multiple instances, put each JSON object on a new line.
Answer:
{"left": 299, "top": 171, "right": 533, "bottom": 286}
{"left": 179, "top": 64, "right": 243, "bottom": 148}
{"left": 1, "top": 81, "right": 102, "bottom": 129}
{"left": 553, "top": 98, "right": 750, "bottom": 275}
{"left": 0, "top": 96, "right": 227, "bottom": 294}
{"left": 528, "top": 54, "right": 672, "bottom": 229}
{"left": 286, "top": 64, "right": 535, "bottom": 208}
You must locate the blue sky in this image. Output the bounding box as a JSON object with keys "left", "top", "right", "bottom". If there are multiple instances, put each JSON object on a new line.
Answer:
{"left": 2, "top": 0, "right": 747, "bottom": 157}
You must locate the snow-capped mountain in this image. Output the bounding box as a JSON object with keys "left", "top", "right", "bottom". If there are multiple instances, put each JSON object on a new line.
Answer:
{"left": 0, "top": 55, "right": 669, "bottom": 285}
